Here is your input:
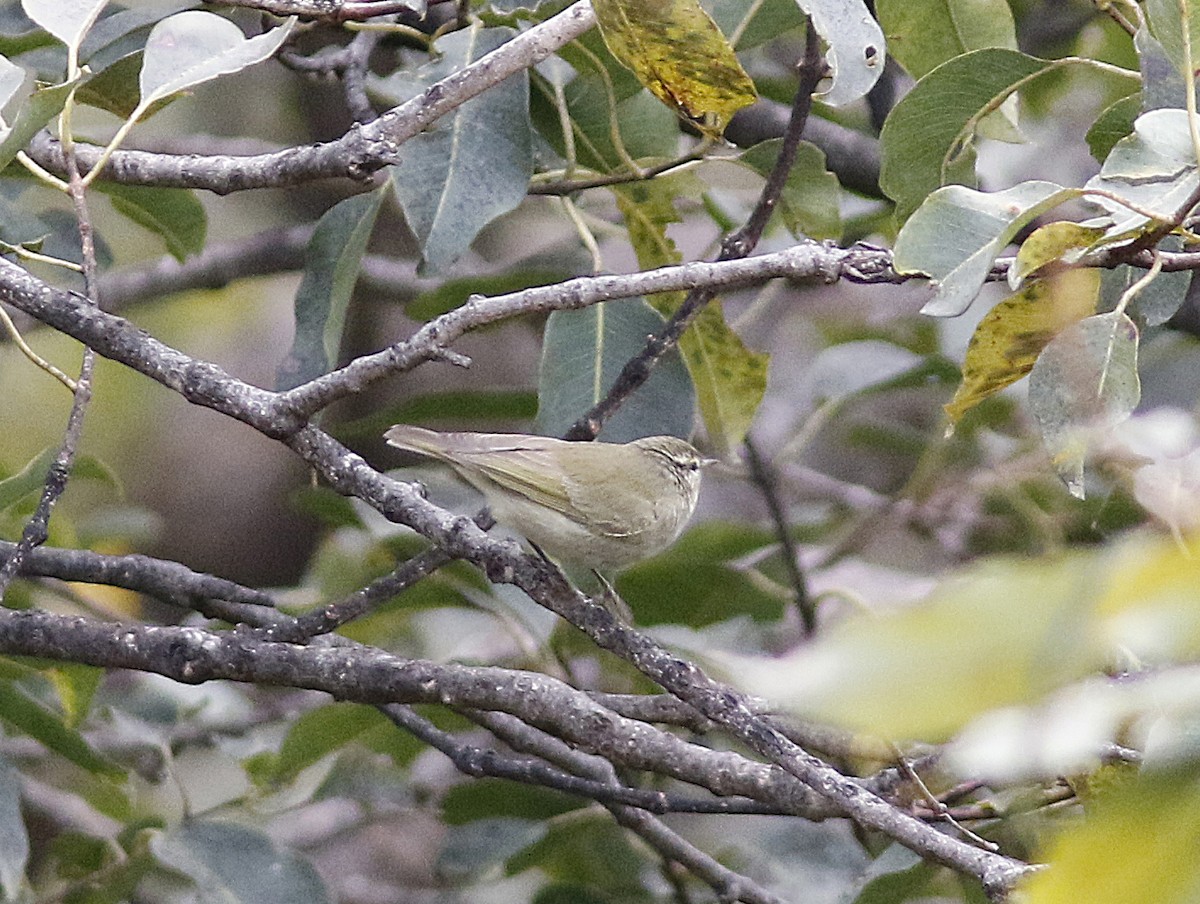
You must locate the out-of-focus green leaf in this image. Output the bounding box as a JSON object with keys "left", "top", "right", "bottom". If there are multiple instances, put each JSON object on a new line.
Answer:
{"left": 617, "top": 522, "right": 782, "bottom": 625}
{"left": 276, "top": 189, "right": 384, "bottom": 390}
{"left": 152, "top": 821, "right": 330, "bottom": 904}
{"left": 591, "top": 0, "right": 756, "bottom": 135}
{"left": 77, "top": 51, "right": 144, "bottom": 119}
{"left": 708, "top": 0, "right": 806, "bottom": 50}
{"left": 0, "top": 756, "right": 28, "bottom": 901}
{"left": 289, "top": 486, "right": 364, "bottom": 530}
{"left": 385, "top": 25, "right": 531, "bottom": 272}
{"left": 0, "top": 449, "right": 120, "bottom": 513}
{"left": 1020, "top": 766, "right": 1200, "bottom": 904}
{"left": 1028, "top": 311, "right": 1140, "bottom": 498}
{"left": 535, "top": 299, "right": 696, "bottom": 443}
{"left": 0, "top": 681, "right": 125, "bottom": 778}
{"left": 894, "top": 180, "right": 1078, "bottom": 317}
{"left": 442, "top": 778, "right": 584, "bottom": 825}
{"left": 945, "top": 269, "right": 1099, "bottom": 429}
{"left": 438, "top": 819, "right": 547, "bottom": 879}
{"left": 505, "top": 811, "right": 651, "bottom": 896}
{"left": 97, "top": 183, "right": 206, "bottom": 262}
{"left": 737, "top": 139, "right": 841, "bottom": 240}
{"left": 1137, "top": 26, "right": 1186, "bottom": 112}
{"left": 846, "top": 844, "right": 937, "bottom": 904}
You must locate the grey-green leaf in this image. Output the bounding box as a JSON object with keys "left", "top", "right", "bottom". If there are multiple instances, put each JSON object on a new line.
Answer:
{"left": 0, "top": 756, "right": 28, "bottom": 901}
{"left": 138, "top": 11, "right": 295, "bottom": 112}
{"left": 535, "top": 299, "right": 696, "bottom": 443}
{"left": 276, "top": 190, "right": 384, "bottom": 390}
{"left": 152, "top": 821, "right": 330, "bottom": 904}
{"left": 794, "top": 0, "right": 886, "bottom": 106}
{"left": 386, "top": 25, "right": 531, "bottom": 273}
{"left": 1028, "top": 311, "right": 1140, "bottom": 498}
{"left": 22, "top": 0, "right": 107, "bottom": 52}
{"left": 894, "top": 180, "right": 1077, "bottom": 317}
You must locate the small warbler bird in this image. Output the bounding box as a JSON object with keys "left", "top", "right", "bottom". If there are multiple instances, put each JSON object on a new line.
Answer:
{"left": 385, "top": 426, "right": 708, "bottom": 569}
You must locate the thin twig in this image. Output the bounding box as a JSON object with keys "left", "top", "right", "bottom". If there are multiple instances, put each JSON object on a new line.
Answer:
{"left": 744, "top": 438, "right": 814, "bottom": 636}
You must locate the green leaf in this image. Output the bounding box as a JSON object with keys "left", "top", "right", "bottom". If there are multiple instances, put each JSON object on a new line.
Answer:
{"left": 617, "top": 521, "right": 783, "bottom": 626}
{"left": 737, "top": 138, "right": 841, "bottom": 240}
{"left": 1021, "top": 767, "right": 1200, "bottom": 904}
{"left": 591, "top": 0, "right": 756, "bottom": 134}
{"left": 385, "top": 25, "right": 531, "bottom": 273}
{"left": 276, "top": 189, "right": 385, "bottom": 390}
{"left": 945, "top": 269, "right": 1099, "bottom": 428}
{"left": 0, "top": 74, "right": 76, "bottom": 177}
{"left": 1086, "top": 95, "right": 1140, "bottom": 163}
{"left": 0, "top": 756, "right": 28, "bottom": 901}
{"left": 21, "top": 0, "right": 107, "bottom": 51}
{"left": 0, "top": 681, "right": 125, "bottom": 778}
{"left": 0, "top": 448, "right": 119, "bottom": 514}
{"left": 881, "top": 49, "right": 1043, "bottom": 219}
{"left": 1137, "top": 26, "right": 1187, "bottom": 113}
{"left": 1103, "top": 240, "right": 1191, "bottom": 328}
{"left": 535, "top": 299, "right": 696, "bottom": 443}
{"left": 45, "top": 662, "right": 103, "bottom": 728}
{"left": 876, "top": 0, "right": 1016, "bottom": 81}
{"left": 1028, "top": 311, "right": 1140, "bottom": 498}
{"left": 894, "top": 180, "right": 1079, "bottom": 317}
{"left": 734, "top": 553, "right": 1103, "bottom": 741}
{"left": 152, "top": 821, "right": 331, "bottom": 904}
{"left": 249, "top": 704, "right": 386, "bottom": 788}
{"left": 77, "top": 52, "right": 145, "bottom": 119}
{"left": 708, "top": 0, "right": 806, "bottom": 51}
{"left": 846, "top": 845, "right": 937, "bottom": 904}
{"left": 136, "top": 11, "right": 295, "bottom": 114}
{"left": 880, "top": 49, "right": 1136, "bottom": 221}
{"left": 97, "top": 183, "right": 206, "bottom": 262}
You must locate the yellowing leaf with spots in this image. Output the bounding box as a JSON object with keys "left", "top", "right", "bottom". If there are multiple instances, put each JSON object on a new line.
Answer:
{"left": 592, "top": 0, "right": 757, "bottom": 136}
{"left": 945, "top": 268, "right": 1099, "bottom": 429}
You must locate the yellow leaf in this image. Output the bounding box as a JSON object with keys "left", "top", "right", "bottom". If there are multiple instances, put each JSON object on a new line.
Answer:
{"left": 945, "top": 268, "right": 1100, "bottom": 428}
{"left": 592, "top": 0, "right": 757, "bottom": 136}
{"left": 1011, "top": 221, "right": 1107, "bottom": 288}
